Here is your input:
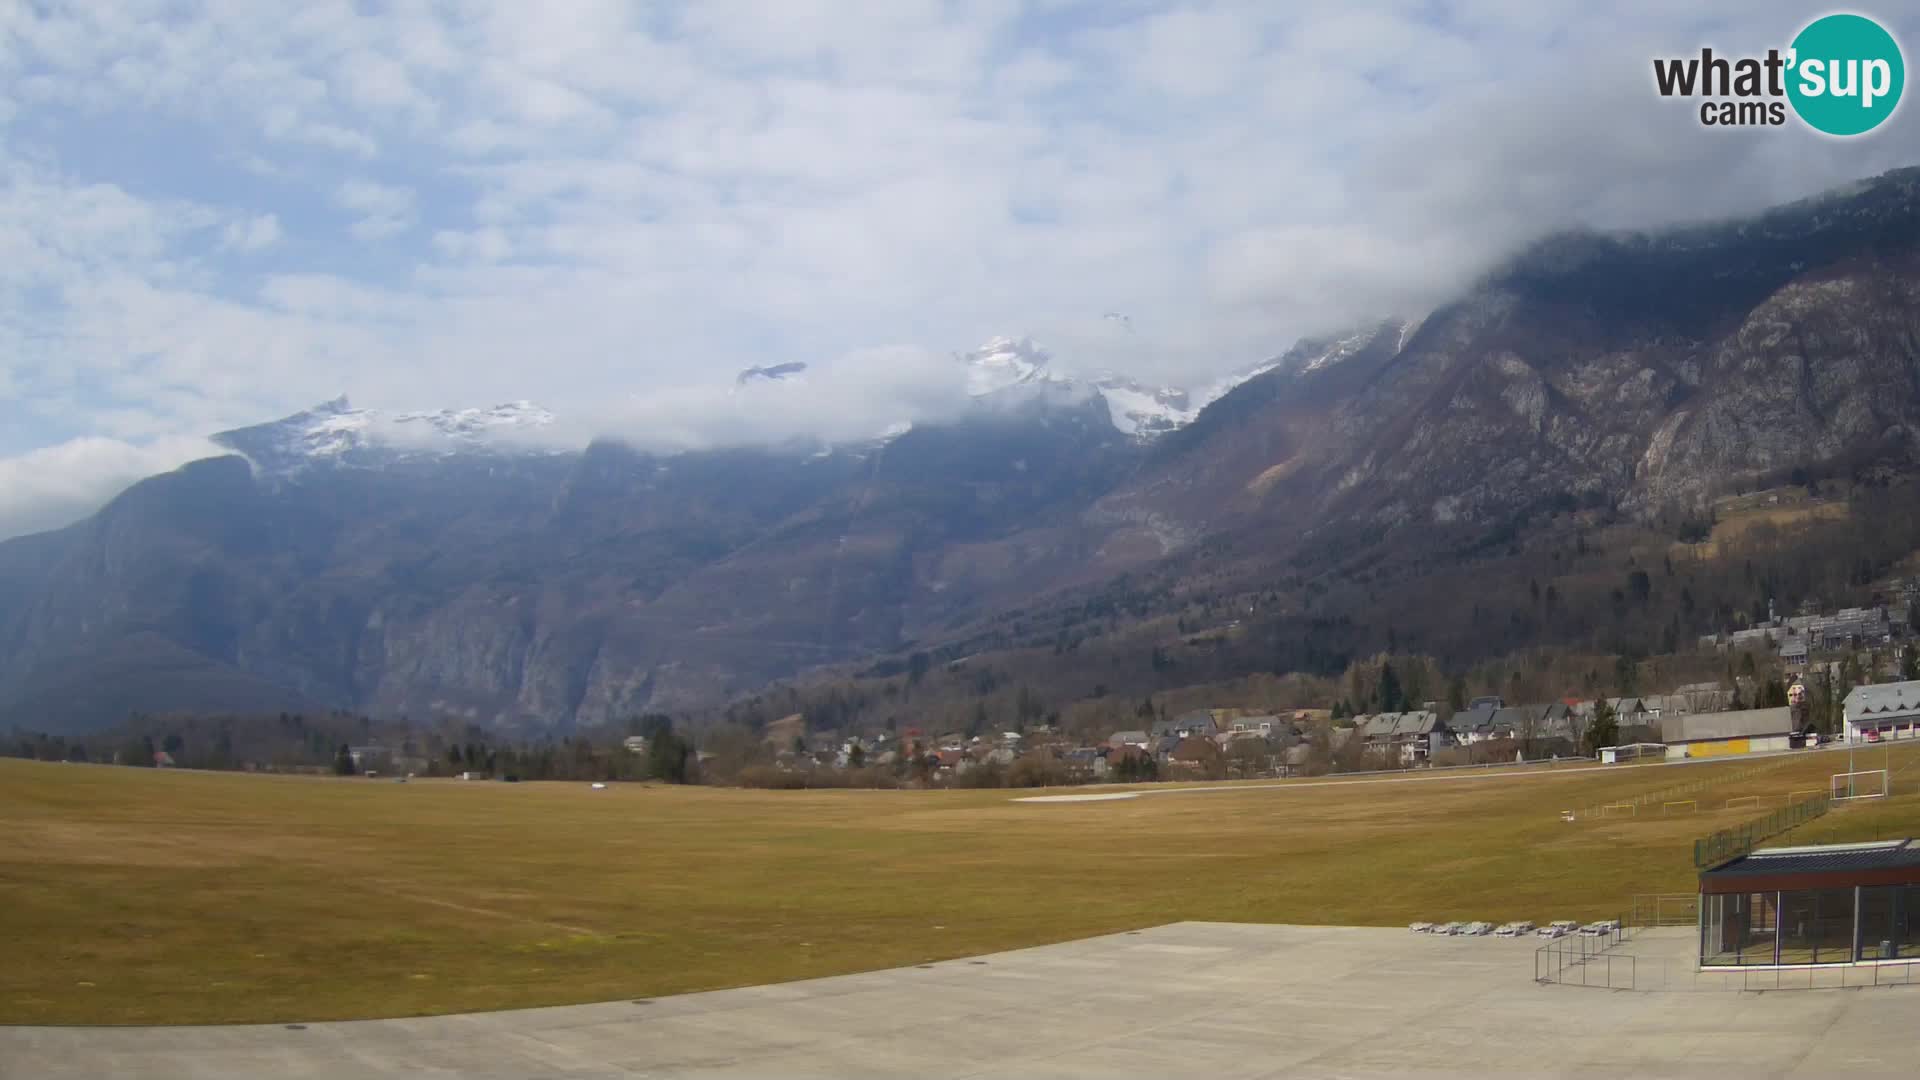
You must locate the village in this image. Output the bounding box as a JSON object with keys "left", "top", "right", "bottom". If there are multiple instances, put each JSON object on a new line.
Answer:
{"left": 747, "top": 592, "right": 1920, "bottom": 788}
{"left": 755, "top": 674, "right": 1920, "bottom": 787}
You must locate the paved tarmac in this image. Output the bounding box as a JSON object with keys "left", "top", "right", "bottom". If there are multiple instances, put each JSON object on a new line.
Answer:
{"left": 3, "top": 923, "right": 1916, "bottom": 1079}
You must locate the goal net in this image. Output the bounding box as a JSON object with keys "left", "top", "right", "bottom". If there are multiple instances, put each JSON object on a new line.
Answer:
{"left": 1601, "top": 802, "right": 1637, "bottom": 818}
{"left": 1662, "top": 800, "right": 1698, "bottom": 815}
{"left": 1831, "top": 770, "right": 1890, "bottom": 802}
{"left": 1723, "top": 795, "right": 1762, "bottom": 811}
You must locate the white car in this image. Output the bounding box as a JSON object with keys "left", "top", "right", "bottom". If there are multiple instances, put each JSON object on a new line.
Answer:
{"left": 1409, "top": 921, "right": 1436, "bottom": 934}
{"left": 1577, "top": 920, "right": 1617, "bottom": 938}
{"left": 1461, "top": 921, "right": 1495, "bottom": 936}
{"left": 1436, "top": 921, "right": 1467, "bottom": 936}
{"left": 1493, "top": 921, "right": 1535, "bottom": 937}
{"left": 1537, "top": 921, "right": 1578, "bottom": 938}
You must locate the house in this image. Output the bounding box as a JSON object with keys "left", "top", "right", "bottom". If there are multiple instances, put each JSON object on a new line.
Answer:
{"left": 1153, "top": 734, "right": 1183, "bottom": 761}
{"left": 1525, "top": 703, "right": 1578, "bottom": 750}
{"left": 1490, "top": 706, "right": 1534, "bottom": 743}
{"left": 152, "top": 750, "right": 176, "bottom": 768}
{"left": 1230, "top": 714, "right": 1284, "bottom": 736}
{"left": 621, "top": 735, "right": 648, "bottom": 753}
{"left": 1776, "top": 632, "right": 1810, "bottom": 666}
{"left": 1467, "top": 695, "right": 1504, "bottom": 710}
{"left": 1152, "top": 711, "right": 1219, "bottom": 739}
{"left": 1357, "top": 712, "right": 1402, "bottom": 747}
{"left": 1843, "top": 680, "right": 1920, "bottom": 743}
{"left": 1390, "top": 711, "right": 1446, "bottom": 763}
{"left": 1449, "top": 705, "right": 1503, "bottom": 744}
{"left": 1659, "top": 707, "right": 1794, "bottom": 757}
{"left": 1608, "top": 698, "right": 1651, "bottom": 724}
{"left": 1108, "top": 729, "right": 1150, "bottom": 750}
{"left": 1168, "top": 736, "right": 1222, "bottom": 775}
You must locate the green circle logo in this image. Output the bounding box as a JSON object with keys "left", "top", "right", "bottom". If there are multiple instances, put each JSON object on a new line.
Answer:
{"left": 1787, "top": 14, "right": 1905, "bottom": 136}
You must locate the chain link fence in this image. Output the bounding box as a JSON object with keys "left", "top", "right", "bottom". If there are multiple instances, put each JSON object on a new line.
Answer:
{"left": 1692, "top": 794, "right": 1830, "bottom": 868}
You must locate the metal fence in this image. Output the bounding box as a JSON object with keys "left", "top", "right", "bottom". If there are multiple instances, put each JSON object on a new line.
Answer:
{"left": 1537, "top": 941, "right": 1920, "bottom": 992}
{"left": 1692, "top": 794, "right": 1830, "bottom": 869}
{"left": 1532, "top": 921, "right": 1633, "bottom": 987}
{"left": 1630, "top": 893, "right": 1698, "bottom": 928}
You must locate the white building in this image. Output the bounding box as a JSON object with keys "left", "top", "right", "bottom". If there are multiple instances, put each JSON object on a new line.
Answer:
{"left": 1842, "top": 681, "right": 1920, "bottom": 743}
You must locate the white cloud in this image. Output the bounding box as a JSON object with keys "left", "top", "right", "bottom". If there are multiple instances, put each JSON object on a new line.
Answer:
{"left": 0, "top": 435, "right": 223, "bottom": 539}
{"left": 0, "top": 1, "right": 1917, "bottom": 538}
{"left": 220, "top": 213, "right": 281, "bottom": 253}
{"left": 334, "top": 178, "right": 415, "bottom": 240}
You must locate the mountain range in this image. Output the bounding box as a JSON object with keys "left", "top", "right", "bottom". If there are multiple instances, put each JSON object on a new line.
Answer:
{"left": 8, "top": 166, "right": 1920, "bottom": 734}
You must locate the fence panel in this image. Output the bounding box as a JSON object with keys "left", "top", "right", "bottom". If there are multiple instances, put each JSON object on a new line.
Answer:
{"left": 1693, "top": 795, "right": 1830, "bottom": 868}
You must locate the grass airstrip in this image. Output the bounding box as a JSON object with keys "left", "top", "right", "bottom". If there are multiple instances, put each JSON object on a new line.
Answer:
{"left": 4, "top": 746, "right": 1920, "bottom": 1024}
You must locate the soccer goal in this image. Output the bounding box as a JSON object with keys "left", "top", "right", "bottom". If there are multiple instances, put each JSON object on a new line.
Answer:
{"left": 1662, "top": 800, "right": 1698, "bottom": 815}
{"left": 1601, "top": 802, "right": 1637, "bottom": 818}
{"left": 1832, "top": 770, "right": 1891, "bottom": 802}
{"left": 1724, "top": 795, "right": 1762, "bottom": 811}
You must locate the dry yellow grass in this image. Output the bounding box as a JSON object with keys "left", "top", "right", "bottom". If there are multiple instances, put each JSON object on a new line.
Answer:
{"left": 4, "top": 746, "right": 1920, "bottom": 1025}
{"left": 1675, "top": 499, "right": 1849, "bottom": 559}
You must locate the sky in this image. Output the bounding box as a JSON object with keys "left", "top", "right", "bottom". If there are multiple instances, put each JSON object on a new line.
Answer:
{"left": 1, "top": 1, "right": 1918, "bottom": 539}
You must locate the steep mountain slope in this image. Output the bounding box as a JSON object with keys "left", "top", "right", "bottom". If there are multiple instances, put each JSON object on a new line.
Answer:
{"left": 9, "top": 167, "right": 1920, "bottom": 733}
{"left": 0, "top": 393, "right": 1136, "bottom": 732}
{"left": 1108, "top": 168, "right": 1920, "bottom": 561}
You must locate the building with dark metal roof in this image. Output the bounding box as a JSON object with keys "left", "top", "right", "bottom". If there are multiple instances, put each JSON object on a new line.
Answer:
{"left": 1843, "top": 680, "right": 1920, "bottom": 744}
{"left": 1699, "top": 840, "right": 1920, "bottom": 967}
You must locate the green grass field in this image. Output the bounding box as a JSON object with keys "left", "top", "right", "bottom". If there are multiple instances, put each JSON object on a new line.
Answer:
{"left": 4, "top": 747, "right": 1920, "bottom": 1025}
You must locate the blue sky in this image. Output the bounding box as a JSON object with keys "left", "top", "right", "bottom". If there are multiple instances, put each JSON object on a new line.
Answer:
{"left": 1, "top": 1, "right": 1918, "bottom": 537}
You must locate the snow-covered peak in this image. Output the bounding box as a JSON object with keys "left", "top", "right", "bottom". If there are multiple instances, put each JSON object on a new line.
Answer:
{"left": 958, "top": 336, "right": 1194, "bottom": 438}
{"left": 961, "top": 336, "right": 1062, "bottom": 397}
{"left": 391, "top": 400, "right": 556, "bottom": 437}
{"left": 213, "top": 396, "right": 558, "bottom": 476}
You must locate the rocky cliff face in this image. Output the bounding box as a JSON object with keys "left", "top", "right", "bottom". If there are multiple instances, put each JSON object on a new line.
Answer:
{"left": 1116, "top": 168, "right": 1920, "bottom": 551}
{"left": 9, "top": 168, "right": 1920, "bottom": 732}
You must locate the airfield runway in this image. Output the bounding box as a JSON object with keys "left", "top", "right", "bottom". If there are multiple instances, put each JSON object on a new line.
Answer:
{"left": 3, "top": 922, "right": 1914, "bottom": 1078}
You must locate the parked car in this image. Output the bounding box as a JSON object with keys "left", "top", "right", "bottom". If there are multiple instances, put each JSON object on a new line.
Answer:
{"left": 1436, "top": 921, "right": 1466, "bottom": 936}
{"left": 1410, "top": 921, "right": 1436, "bottom": 934}
{"left": 1493, "top": 921, "right": 1535, "bottom": 937}
{"left": 1577, "top": 920, "right": 1618, "bottom": 938}
{"left": 1538, "top": 920, "right": 1579, "bottom": 938}
{"left": 1461, "top": 921, "right": 1495, "bottom": 936}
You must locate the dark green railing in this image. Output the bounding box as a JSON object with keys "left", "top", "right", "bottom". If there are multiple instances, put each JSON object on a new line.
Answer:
{"left": 1692, "top": 794, "right": 1830, "bottom": 869}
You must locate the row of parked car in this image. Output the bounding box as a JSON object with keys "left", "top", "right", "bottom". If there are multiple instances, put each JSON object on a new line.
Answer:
{"left": 1409, "top": 919, "right": 1620, "bottom": 939}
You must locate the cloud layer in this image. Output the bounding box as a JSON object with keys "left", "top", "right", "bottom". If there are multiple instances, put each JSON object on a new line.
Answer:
{"left": 2, "top": 2, "right": 1918, "bottom": 538}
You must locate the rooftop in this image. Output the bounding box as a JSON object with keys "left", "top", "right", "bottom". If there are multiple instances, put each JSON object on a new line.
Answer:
{"left": 1842, "top": 679, "right": 1920, "bottom": 719}
{"left": 1700, "top": 838, "right": 1920, "bottom": 889}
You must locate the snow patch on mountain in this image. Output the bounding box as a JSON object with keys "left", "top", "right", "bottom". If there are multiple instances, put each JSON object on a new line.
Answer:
{"left": 960, "top": 336, "right": 1066, "bottom": 396}
{"left": 1092, "top": 376, "right": 1195, "bottom": 436}
{"left": 213, "top": 396, "right": 558, "bottom": 476}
